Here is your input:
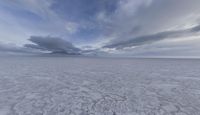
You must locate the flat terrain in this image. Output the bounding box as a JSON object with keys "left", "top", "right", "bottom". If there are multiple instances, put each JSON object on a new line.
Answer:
{"left": 0, "top": 57, "right": 200, "bottom": 115}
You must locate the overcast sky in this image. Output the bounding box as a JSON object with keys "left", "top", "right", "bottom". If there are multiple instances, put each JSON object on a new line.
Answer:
{"left": 0, "top": 0, "right": 200, "bottom": 57}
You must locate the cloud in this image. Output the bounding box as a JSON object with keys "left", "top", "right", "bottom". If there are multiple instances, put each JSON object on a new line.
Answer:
{"left": 122, "top": 37, "right": 200, "bottom": 57}
{"left": 96, "top": 0, "right": 200, "bottom": 51}
{"left": 1, "top": 0, "right": 54, "bottom": 20}
{"left": 1, "top": 0, "right": 200, "bottom": 57}
{"left": 0, "top": 43, "right": 23, "bottom": 53}
{"left": 0, "top": 36, "right": 82, "bottom": 55}
{"left": 0, "top": 42, "right": 39, "bottom": 55}
{"left": 65, "top": 22, "right": 79, "bottom": 34}
{"left": 103, "top": 24, "right": 200, "bottom": 49}
{"left": 24, "top": 36, "right": 81, "bottom": 54}
{"left": 191, "top": 25, "right": 200, "bottom": 32}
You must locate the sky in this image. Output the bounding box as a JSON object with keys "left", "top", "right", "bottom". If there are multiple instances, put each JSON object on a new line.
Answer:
{"left": 0, "top": 0, "right": 200, "bottom": 57}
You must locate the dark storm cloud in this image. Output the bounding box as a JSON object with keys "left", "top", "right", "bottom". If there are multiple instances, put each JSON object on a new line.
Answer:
{"left": 104, "top": 24, "right": 200, "bottom": 49}
{"left": 24, "top": 36, "right": 81, "bottom": 54}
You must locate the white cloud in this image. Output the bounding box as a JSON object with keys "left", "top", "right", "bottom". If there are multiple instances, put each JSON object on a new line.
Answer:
{"left": 65, "top": 22, "right": 79, "bottom": 34}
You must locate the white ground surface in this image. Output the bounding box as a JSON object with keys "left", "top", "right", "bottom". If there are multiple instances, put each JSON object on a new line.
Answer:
{"left": 0, "top": 57, "right": 200, "bottom": 115}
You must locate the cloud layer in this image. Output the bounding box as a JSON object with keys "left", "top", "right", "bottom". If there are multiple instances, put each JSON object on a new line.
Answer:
{"left": 104, "top": 24, "right": 200, "bottom": 49}
{"left": 25, "top": 36, "right": 81, "bottom": 54}
{"left": 1, "top": 0, "right": 200, "bottom": 57}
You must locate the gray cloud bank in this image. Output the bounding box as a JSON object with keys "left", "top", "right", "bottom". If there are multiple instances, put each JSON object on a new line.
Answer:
{"left": 104, "top": 24, "right": 200, "bottom": 49}
{"left": 24, "top": 36, "right": 81, "bottom": 55}
{"left": 0, "top": 36, "right": 82, "bottom": 55}
{"left": 0, "top": 42, "right": 35, "bottom": 55}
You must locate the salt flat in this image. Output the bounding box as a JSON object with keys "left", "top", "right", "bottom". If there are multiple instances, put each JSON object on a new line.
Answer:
{"left": 0, "top": 57, "right": 200, "bottom": 115}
